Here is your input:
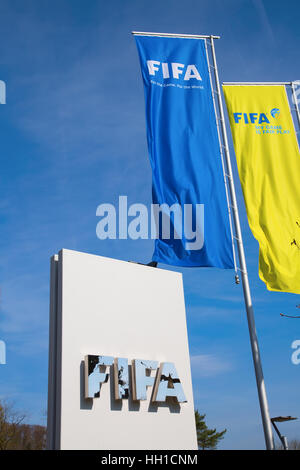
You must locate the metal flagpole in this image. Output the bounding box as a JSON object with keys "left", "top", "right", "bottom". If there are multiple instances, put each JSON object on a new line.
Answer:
{"left": 210, "top": 37, "right": 274, "bottom": 450}
{"left": 204, "top": 39, "right": 238, "bottom": 278}
{"left": 132, "top": 31, "right": 220, "bottom": 39}
{"left": 223, "top": 81, "right": 291, "bottom": 86}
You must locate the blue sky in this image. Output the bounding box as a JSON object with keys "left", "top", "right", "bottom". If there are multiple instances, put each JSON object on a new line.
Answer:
{"left": 0, "top": 0, "right": 299, "bottom": 450}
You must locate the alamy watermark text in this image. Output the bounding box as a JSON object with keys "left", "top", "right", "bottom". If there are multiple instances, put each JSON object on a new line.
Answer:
{"left": 96, "top": 196, "right": 205, "bottom": 250}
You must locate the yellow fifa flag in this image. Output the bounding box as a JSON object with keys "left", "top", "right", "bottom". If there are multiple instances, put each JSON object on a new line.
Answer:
{"left": 223, "top": 85, "right": 300, "bottom": 294}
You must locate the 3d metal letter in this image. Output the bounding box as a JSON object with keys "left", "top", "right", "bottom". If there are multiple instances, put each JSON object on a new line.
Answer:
{"left": 152, "top": 362, "right": 187, "bottom": 403}
{"left": 114, "top": 357, "right": 129, "bottom": 399}
{"left": 85, "top": 355, "right": 114, "bottom": 399}
{"left": 131, "top": 359, "right": 159, "bottom": 401}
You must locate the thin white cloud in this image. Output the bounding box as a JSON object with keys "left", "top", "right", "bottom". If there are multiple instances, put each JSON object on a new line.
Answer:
{"left": 190, "top": 353, "right": 233, "bottom": 377}
{"left": 252, "top": 0, "right": 275, "bottom": 43}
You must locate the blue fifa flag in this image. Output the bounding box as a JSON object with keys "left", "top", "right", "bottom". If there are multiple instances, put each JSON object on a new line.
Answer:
{"left": 135, "top": 35, "right": 234, "bottom": 268}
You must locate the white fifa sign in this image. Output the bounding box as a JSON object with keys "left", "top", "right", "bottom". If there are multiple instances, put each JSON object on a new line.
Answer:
{"left": 47, "top": 249, "right": 197, "bottom": 450}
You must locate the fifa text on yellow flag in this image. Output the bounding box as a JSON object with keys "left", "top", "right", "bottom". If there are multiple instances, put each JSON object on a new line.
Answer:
{"left": 223, "top": 85, "right": 300, "bottom": 294}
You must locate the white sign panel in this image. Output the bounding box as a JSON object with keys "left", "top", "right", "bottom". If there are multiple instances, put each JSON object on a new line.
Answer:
{"left": 47, "top": 249, "right": 197, "bottom": 450}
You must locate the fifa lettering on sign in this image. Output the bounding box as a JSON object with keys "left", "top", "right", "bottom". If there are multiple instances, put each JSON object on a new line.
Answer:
{"left": 233, "top": 108, "right": 281, "bottom": 124}
{"left": 85, "top": 355, "right": 187, "bottom": 404}
{"left": 146, "top": 60, "right": 202, "bottom": 81}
